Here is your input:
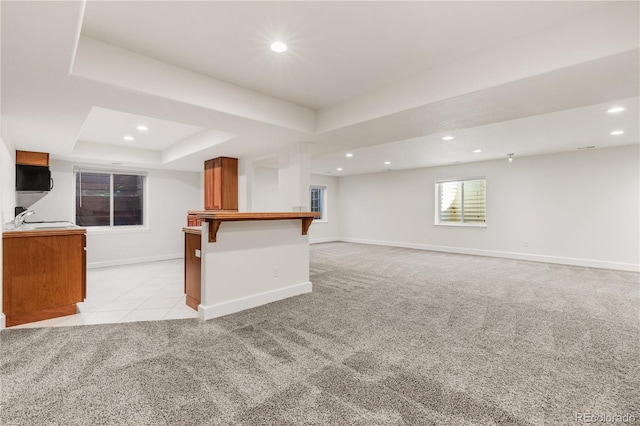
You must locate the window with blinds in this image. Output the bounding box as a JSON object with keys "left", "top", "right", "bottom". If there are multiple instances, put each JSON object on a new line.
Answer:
{"left": 310, "top": 186, "right": 326, "bottom": 221}
{"left": 437, "top": 178, "right": 486, "bottom": 224}
{"left": 76, "top": 169, "right": 145, "bottom": 227}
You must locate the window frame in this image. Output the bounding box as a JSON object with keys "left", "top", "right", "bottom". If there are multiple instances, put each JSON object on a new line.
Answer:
{"left": 434, "top": 176, "right": 487, "bottom": 228}
{"left": 73, "top": 167, "right": 149, "bottom": 231}
{"left": 310, "top": 185, "right": 327, "bottom": 222}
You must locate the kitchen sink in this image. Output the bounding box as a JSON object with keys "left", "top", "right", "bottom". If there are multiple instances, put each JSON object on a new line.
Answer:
{"left": 19, "top": 222, "right": 77, "bottom": 230}
{"left": 9, "top": 221, "right": 79, "bottom": 231}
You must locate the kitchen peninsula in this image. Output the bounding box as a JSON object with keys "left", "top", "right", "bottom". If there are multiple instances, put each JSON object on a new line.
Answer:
{"left": 183, "top": 211, "right": 318, "bottom": 320}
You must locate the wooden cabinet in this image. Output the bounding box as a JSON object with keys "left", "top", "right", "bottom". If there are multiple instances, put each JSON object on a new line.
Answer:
{"left": 183, "top": 229, "right": 201, "bottom": 310}
{"left": 16, "top": 150, "right": 49, "bottom": 166}
{"left": 204, "top": 157, "right": 238, "bottom": 210}
{"left": 2, "top": 230, "right": 86, "bottom": 327}
{"left": 187, "top": 211, "right": 202, "bottom": 227}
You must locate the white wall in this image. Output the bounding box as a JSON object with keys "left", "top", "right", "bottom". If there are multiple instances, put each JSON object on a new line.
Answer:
{"left": 199, "top": 219, "right": 311, "bottom": 320}
{"left": 0, "top": 136, "right": 12, "bottom": 329}
{"left": 309, "top": 174, "right": 340, "bottom": 243}
{"left": 239, "top": 143, "right": 311, "bottom": 213}
{"left": 338, "top": 145, "right": 639, "bottom": 271}
{"left": 27, "top": 160, "right": 201, "bottom": 267}
{"left": 0, "top": 138, "right": 14, "bottom": 223}
{"left": 252, "top": 167, "right": 279, "bottom": 211}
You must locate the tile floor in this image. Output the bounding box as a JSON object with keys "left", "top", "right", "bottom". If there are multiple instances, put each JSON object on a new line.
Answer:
{"left": 11, "top": 259, "right": 198, "bottom": 329}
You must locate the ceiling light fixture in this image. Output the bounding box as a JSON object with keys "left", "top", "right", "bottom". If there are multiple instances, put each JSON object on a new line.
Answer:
{"left": 136, "top": 125, "right": 148, "bottom": 131}
{"left": 270, "top": 41, "right": 287, "bottom": 53}
{"left": 610, "top": 130, "right": 624, "bottom": 135}
{"left": 473, "top": 149, "right": 482, "bottom": 153}
{"left": 442, "top": 136, "right": 454, "bottom": 141}
{"left": 607, "top": 107, "right": 625, "bottom": 113}
{"left": 346, "top": 153, "right": 353, "bottom": 158}
{"left": 336, "top": 167, "right": 342, "bottom": 171}
{"left": 123, "top": 135, "right": 134, "bottom": 141}
{"left": 507, "top": 153, "right": 514, "bottom": 163}
{"left": 384, "top": 161, "right": 391, "bottom": 165}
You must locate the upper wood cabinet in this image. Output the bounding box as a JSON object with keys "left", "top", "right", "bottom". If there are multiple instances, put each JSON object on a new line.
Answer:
{"left": 204, "top": 157, "right": 238, "bottom": 210}
{"left": 16, "top": 150, "right": 49, "bottom": 166}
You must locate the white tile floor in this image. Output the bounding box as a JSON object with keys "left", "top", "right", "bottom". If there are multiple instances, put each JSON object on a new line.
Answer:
{"left": 10, "top": 259, "right": 198, "bottom": 329}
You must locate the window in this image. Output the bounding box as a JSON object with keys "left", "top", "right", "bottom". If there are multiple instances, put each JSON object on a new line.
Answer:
{"left": 75, "top": 170, "right": 146, "bottom": 227}
{"left": 310, "top": 186, "right": 326, "bottom": 221}
{"left": 436, "top": 178, "right": 486, "bottom": 225}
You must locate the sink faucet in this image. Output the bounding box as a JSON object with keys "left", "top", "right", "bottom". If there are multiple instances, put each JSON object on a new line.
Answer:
{"left": 14, "top": 209, "right": 36, "bottom": 228}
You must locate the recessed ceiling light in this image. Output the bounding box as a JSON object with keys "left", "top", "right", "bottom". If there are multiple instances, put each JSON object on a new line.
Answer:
{"left": 136, "top": 125, "right": 148, "bottom": 131}
{"left": 610, "top": 130, "right": 624, "bottom": 135}
{"left": 442, "top": 136, "right": 454, "bottom": 141}
{"left": 270, "top": 41, "right": 287, "bottom": 53}
{"left": 607, "top": 107, "right": 625, "bottom": 113}
{"left": 123, "top": 135, "right": 134, "bottom": 141}
{"left": 384, "top": 161, "right": 391, "bottom": 165}
{"left": 346, "top": 153, "right": 353, "bottom": 158}
{"left": 473, "top": 149, "right": 482, "bottom": 153}
{"left": 336, "top": 167, "right": 342, "bottom": 171}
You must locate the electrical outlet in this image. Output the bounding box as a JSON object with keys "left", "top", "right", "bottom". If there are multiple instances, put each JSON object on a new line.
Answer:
{"left": 273, "top": 266, "right": 279, "bottom": 277}
{"left": 523, "top": 240, "right": 529, "bottom": 248}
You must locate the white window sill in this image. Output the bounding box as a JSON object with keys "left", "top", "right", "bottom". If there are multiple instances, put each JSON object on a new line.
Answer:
{"left": 85, "top": 226, "right": 150, "bottom": 235}
{"left": 434, "top": 222, "right": 487, "bottom": 228}
{"left": 313, "top": 219, "right": 328, "bottom": 224}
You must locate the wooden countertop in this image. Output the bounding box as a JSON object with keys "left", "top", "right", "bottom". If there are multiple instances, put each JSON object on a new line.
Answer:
{"left": 195, "top": 211, "right": 319, "bottom": 220}
{"left": 3, "top": 227, "right": 86, "bottom": 239}
{"left": 191, "top": 211, "right": 320, "bottom": 242}
{"left": 182, "top": 226, "right": 202, "bottom": 235}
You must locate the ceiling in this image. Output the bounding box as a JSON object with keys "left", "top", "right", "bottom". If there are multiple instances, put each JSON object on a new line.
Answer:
{"left": 1, "top": 1, "right": 638, "bottom": 175}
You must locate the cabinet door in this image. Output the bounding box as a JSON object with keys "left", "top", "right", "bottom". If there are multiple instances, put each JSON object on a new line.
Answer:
{"left": 212, "top": 157, "right": 223, "bottom": 209}
{"left": 82, "top": 234, "right": 87, "bottom": 300}
{"left": 184, "top": 233, "right": 201, "bottom": 310}
{"left": 3, "top": 234, "right": 84, "bottom": 316}
{"left": 219, "top": 157, "right": 238, "bottom": 210}
{"left": 204, "top": 159, "right": 216, "bottom": 210}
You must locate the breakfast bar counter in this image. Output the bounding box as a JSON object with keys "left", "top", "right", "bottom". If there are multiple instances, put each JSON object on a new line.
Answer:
{"left": 183, "top": 211, "right": 318, "bottom": 320}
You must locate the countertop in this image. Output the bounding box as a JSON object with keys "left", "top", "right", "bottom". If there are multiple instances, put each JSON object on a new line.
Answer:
{"left": 182, "top": 226, "right": 202, "bottom": 235}
{"left": 188, "top": 211, "right": 320, "bottom": 242}
{"left": 3, "top": 221, "right": 86, "bottom": 238}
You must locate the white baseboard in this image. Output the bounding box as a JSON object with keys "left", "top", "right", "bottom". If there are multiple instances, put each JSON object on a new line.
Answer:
{"left": 198, "top": 281, "right": 312, "bottom": 320}
{"left": 0, "top": 313, "right": 5, "bottom": 331}
{"left": 310, "top": 237, "right": 340, "bottom": 244}
{"left": 340, "top": 237, "right": 640, "bottom": 272}
{"left": 88, "top": 253, "right": 183, "bottom": 269}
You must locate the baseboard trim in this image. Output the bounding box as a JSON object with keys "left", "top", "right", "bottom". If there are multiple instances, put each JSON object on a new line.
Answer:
{"left": 0, "top": 313, "right": 5, "bottom": 331}
{"left": 310, "top": 237, "right": 340, "bottom": 244}
{"left": 88, "top": 253, "right": 183, "bottom": 269}
{"left": 339, "top": 237, "right": 640, "bottom": 272}
{"left": 198, "top": 281, "right": 312, "bottom": 320}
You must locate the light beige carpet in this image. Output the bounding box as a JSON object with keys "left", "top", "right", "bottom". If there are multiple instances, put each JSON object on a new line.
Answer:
{"left": 1, "top": 242, "right": 638, "bottom": 425}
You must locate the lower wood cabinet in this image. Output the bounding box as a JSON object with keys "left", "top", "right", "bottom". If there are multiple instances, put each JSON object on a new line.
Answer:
{"left": 3, "top": 230, "right": 86, "bottom": 327}
{"left": 184, "top": 230, "right": 201, "bottom": 310}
